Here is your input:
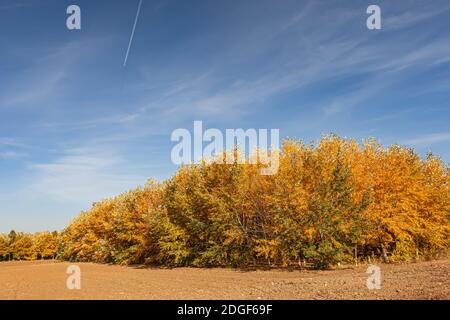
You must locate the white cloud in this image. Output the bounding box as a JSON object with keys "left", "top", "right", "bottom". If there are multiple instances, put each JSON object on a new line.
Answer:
{"left": 384, "top": 5, "right": 450, "bottom": 30}
{"left": 0, "top": 38, "right": 111, "bottom": 110}
{"left": 0, "top": 151, "right": 23, "bottom": 159}
{"left": 27, "top": 146, "right": 144, "bottom": 204}
{"left": 0, "top": 137, "right": 30, "bottom": 159}
{"left": 128, "top": 3, "right": 450, "bottom": 122}
{"left": 403, "top": 133, "right": 450, "bottom": 146}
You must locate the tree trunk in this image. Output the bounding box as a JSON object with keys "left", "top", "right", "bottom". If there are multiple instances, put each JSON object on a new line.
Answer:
{"left": 380, "top": 244, "right": 389, "bottom": 263}
{"left": 298, "top": 256, "right": 306, "bottom": 269}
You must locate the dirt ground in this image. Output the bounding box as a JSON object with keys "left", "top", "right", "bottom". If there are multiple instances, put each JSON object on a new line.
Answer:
{"left": 0, "top": 259, "right": 448, "bottom": 300}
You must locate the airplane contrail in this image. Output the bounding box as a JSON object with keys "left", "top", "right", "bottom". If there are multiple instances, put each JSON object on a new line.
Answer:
{"left": 123, "top": 0, "right": 143, "bottom": 67}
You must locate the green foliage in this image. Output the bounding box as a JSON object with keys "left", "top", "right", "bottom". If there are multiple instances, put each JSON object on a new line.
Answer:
{"left": 302, "top": 158, "right": 370, "bottom": 268}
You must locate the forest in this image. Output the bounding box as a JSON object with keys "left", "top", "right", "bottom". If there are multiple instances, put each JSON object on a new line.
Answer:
{"left": 1, "top": 136, "right": 449, "bottom": 269}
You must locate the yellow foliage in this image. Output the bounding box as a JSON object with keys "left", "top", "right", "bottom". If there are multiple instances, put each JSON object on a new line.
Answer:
{"left": 3, "top": 136, "right": 449, "bottom": 269}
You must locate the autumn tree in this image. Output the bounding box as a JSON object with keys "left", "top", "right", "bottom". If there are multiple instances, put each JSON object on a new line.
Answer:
{"left": 32, "top": 232, "right": 58, "bottom": 260}
{"left": 11, "top": 233, "right": 33, "bottom": 261}
{"left": 0, "top": 234, "right": 9, "bottom": 261}
{"left": 42, "top": 136, "right": 450, "bottom": 269}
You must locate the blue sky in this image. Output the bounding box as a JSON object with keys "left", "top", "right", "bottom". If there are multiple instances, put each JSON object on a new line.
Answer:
{"left": 1, "top": 0, "right": 449, "bottom": 232}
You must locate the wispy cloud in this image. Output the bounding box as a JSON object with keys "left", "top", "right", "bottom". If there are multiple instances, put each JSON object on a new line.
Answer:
{"left": 324, "top": 78, "right": 388, "bottom": 116}
{"left": 0, "top": 137, "right": 31, "bottom": 159}
{"left": 0, "top": 1, "right": 30, "bottom": 11}
{"left": 27, "top": 146, "right": 144, "bottom": 204}
{"left": 129, "top": 2, "right": 450, "bottom": 122}
{"left": 39, "top": 112, "right": 140, "bottom": 131}
{"left": 0, "top": 151, "right": 25, "bottom": 159}
{"left": 403, "top": 132, "right": 450, "bottom": 146}
{"left": 0, "top": 137, "right": 27, "bottom": 148}
{"left": 1, "top": 0, "right": 450, "bottom": 232}
{"left": 384, "top": 5, "right": 450, "bottom": 30}
{"left": 0, "top": 38, "right": 111, "bottom": 110}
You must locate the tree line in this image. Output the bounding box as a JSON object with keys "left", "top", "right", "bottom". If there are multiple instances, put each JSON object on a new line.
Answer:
{"left": 2, "top": 136, "right": 449, "bottom": 269}
{"left": 0, "top": 231, "right": 58, "bottom": 261}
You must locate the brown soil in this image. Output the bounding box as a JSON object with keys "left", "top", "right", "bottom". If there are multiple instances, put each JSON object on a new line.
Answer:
{"left": 0, "top": 259, "right": 448, "bottom": 300}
